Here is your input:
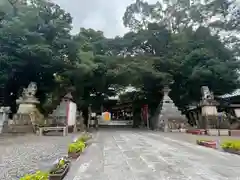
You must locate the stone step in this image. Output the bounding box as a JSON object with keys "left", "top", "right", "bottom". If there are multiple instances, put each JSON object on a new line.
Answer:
{"left": 219, "top": 129, "right": 229, "bottom": 136}
{"left": 5, "top": 125, "right": 34, "bottom": 133}
{"left": 207, "top": 129, "right": 219, "bottom": 136}
{"left": 229, "top": 130, "right": 240, "bottom": 136}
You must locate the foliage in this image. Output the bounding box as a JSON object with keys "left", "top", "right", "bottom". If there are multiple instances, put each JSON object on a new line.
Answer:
{"left": 110, "top": 24, "right": 240, "bottom": 110}
{"left": 0, "top": 0, "right": 240, "bottom": 118}
{"left": 196, "top": 139, "right": 214, "bottom": 144}
{"left": 221, "top": 140, "right": 240, "bottom": 151}
{"left": 123, "top": 0, "right": 240, "bottom": 37}
{"left": 122, "top": 0, "right": 240, "bottom": 110}
{"left": 49, "top": 157, "right": 70, "bottom": 174}
{"left": 68, "top": 141, "right": 85, "bottom": 153}
{"left": 20, "top": 171, "right": 49, "bottom": 180}
{"left": 77, "top": 133, "right": 92, "bottom": 143}
{"left": 196, "top": 139, "right": 209, "bottom": 143}
{"left": 0, "top": 0, "right": 75, "bottom": 111}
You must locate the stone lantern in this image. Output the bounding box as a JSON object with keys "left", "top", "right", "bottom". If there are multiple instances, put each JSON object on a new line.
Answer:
{"left": 157, "top": 86, "right": 187, "bottom": 132}
{"left": 199, "top": 86, "right": 219, "bottom": 129}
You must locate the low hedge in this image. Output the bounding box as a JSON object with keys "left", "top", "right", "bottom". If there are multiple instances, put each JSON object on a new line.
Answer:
{"left": 221, "top": 140, "right": 240, "bottom": 151}
{"left": 20, "top": 171, "right": 49, "bottom": 180}
{"left": 20, "top": 133, "right": 93, "bottom": 179}
{"left": 68, "top": 141, "right": 86, "bottom": 153}
{"left": 68, "top": 133, "right": 92, "bottom": 153}
{"left": 77, "top": 133, "right": 92, "bottom": 143}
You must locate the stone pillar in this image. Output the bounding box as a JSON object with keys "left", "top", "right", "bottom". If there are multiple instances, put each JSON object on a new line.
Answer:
{"left": 191, "top": 111, "right": 199, "bottom": 128}
{"left": 0, "top": 107, "right": 10, "bottom": 133}
{"left": 164, "top": 120, "right": 169, "bottom": 132}
{"left": 199, "top": 86, "right": 218, "bottom": 129}
{"left": 196, "top": 110, "right": 203, "bottom": 128}
{"left": 157, "top": 85, "right": 187, "bottom": 131}
{"left": 188, "top": 112, "right": 195, "bottom": 127}
{"left": 87, "top": 105, "right": 92, "bottom": 129}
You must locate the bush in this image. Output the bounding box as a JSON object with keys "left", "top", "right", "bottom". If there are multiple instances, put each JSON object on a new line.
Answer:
{"left": 68, "top": 141, "right": 85, "bottom": 153}
{"left": 221, "top": 140, "right": 240, "bottom": 151}
{"left": 197, "top": 139, "right": 207, "bottom": 143}
{"left": 50, "top": 157, "right": 70, "bottom": 175}
{"left": 196, "top": 139, "right": 209, "bottom": 144}
{"left": 20, "top": 171, "right": 49, "bottom": 180}
{"left": 77, "top": 133, "right": 91, "bottom": 143}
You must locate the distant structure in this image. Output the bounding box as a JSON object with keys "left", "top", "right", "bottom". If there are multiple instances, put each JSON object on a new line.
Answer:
{"left": 156, "top": 86, "right": 187, "bottom": 131}
{"left": 219, "top": 89, "right": 240, "bottom": 99}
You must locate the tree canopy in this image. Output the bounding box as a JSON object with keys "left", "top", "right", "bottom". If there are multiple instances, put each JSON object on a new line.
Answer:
{"left": 0, "top": 0, "right": 239, "bottom": 114}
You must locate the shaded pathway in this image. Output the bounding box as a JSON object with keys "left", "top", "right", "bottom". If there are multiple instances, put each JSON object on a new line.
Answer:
{"left": 66, "top": 129, "right": 240, "bottom": 180}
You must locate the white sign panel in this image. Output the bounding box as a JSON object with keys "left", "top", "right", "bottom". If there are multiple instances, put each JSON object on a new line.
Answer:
{"left": 67, "top": 102, "right": 77, "bottom": 126}
{"left": 234, "top": 109, "right": 240, "bottom": 118}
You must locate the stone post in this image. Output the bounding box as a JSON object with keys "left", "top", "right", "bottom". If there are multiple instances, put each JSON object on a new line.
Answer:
{"left": 87, "top": 104, "right": 92, "bottom": 129}
{"left": 162, "top": 86, "right": 171, "bottom": 132}
{"left": 197, "top": 110, "right": 203, "bottom": 128}
{"left": 0, "top": 107, "right": 11, "bottom": 133}
{"left": 191, "top": 111, "right": 200, "bottom": 128}
{"left": 158, "top": 85, "right": 187, "bottom": 132}
{"left": 199, "top": 86, "right": 218, "bottom": 129}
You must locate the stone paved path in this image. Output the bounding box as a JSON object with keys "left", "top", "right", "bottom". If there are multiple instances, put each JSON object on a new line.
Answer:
{"left": 66, "top": 129, "right": 240, "bottom": 180}
{"left": 0, "top": 133, "right": 78, "bottom": 180}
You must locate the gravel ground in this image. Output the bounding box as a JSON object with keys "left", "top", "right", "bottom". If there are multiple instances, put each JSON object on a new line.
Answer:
{"left": 66, "top": 129, "right": 240, "bottom": 180}
{"left": 0, "top": 133, "right": 80, "bottom": 180}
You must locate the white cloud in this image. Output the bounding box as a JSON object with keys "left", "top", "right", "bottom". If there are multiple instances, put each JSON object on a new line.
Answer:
{"left": 52, "top": 0, "right": 159, "bottom": 37}
{"left": 52, "top": 0, "right": 132, "bottom": 37}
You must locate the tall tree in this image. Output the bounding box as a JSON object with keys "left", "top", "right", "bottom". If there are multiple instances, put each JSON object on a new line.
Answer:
{"left": 0, "top": 0, "right": 75, "bottom": 112}
{"left": 122, "top": 0, "right": 240, "bottom": 109}
{"left": 123, "top": 0, "right": 240, "bottom": 55}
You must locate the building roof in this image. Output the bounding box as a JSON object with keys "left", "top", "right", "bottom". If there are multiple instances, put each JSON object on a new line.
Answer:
{"left": 218, "top": 89, "right": 240, "bottom": 98}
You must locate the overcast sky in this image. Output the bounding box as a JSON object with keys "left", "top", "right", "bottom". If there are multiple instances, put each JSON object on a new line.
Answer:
{"left": 52, "top": 0, "right": 157, "bottom": 38}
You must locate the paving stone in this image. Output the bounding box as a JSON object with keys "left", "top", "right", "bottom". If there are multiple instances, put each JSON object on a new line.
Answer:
{"left": 2, "top": 130, "right": 240, "bottom": 180}
{"left": 123, "top": 150, "right": 139, "bottom": 159}
{"left": 67, "top": 129, "right": 240, "bottom": 180}
{"left": 127, "top": 158, "right": 148, "bottom": 172}
{"left": 142, "top": 154, "right": 162, "bottom": 162}
{"left": 134, "top": 172, "right": 159, "bottom": 180}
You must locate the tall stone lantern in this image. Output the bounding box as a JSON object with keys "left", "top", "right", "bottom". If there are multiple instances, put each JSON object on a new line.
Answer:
{"left": 157, "top": 85, "right": 187, "bottom": 132}
{"left": 199, "top": 86, "right": 219, "bottom": 129}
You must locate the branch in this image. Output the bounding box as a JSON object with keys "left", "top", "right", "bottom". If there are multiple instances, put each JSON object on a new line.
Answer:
{"left": 7, "top": 0, "right": 18, "bottom": 7}
{"left": 7, "top": 0, "right": 18, "bottom": 16}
